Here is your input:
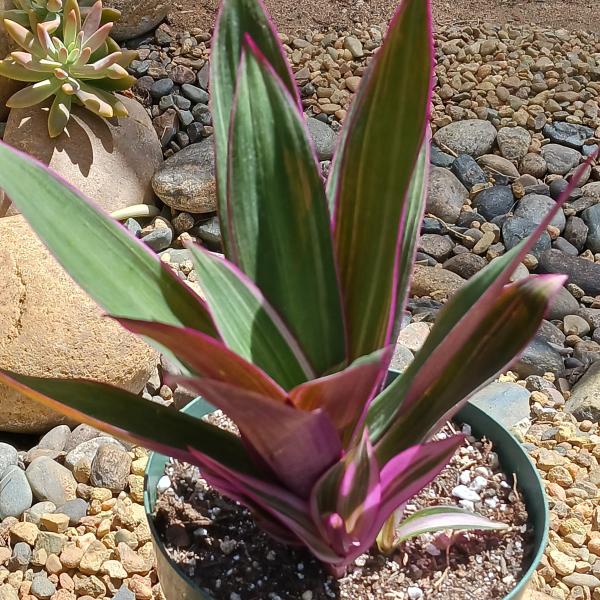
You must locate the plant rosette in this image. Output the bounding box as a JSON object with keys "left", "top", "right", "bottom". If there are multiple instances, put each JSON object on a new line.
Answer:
{"left": 144, "top": 391, "right": 549, "bottom": 599}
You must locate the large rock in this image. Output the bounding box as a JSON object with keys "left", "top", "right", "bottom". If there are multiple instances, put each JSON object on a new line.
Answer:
{"left": 514, "top": 194, "right": 566, "bottom": 232}
{"left": 513, "top": 336, "right": 564, "bottom": 377}
{"left": 306, "top": 117, "right": 336, "bottom": 161}
{"left": 152, "top": 139, "right": 216, "bottom": 214}
{"left": 473, "top": 185, "right": 515, "bottom": 220}
{"left": 540, "top": 144, "right": 582, "bottom": 175}
{"left": 432, "top": 119, "right": 497, "bottom": 157}
{"left": 539, "top": 249, "right": 600, "bottom": 296}
{"left": 105, "top": 0, "right": 170, "bottom": 41}
{"left": 477, "top": 154, "right": 520, "bottom": 179}
{"left": 0, "top": 466, "right": 32, "bottom": 520}
{"left": 543, "top": 122, "right": 595, "bottom": 150}
{"left": 26, "top": 457, "right": 77, "bottom": 505}
{"left": 582, "top": 182, "right": 600, "bottom": 200}
{"left": 566, "top": 361, "right": 600, "bottom": 421}
{"left": 411, "top": 265, "right": 466, "bottom": 299}
{"left": 0, "top": 216, "right": 158, "bottom": 432}
{"left": 496, "top": 126, "right": 531, "bottom": 161}
{"left": 502, "top": 217, "right": 551, "bottom": 258}
{"left": 426, "top": 167, "right": 468, "bottom": 224}
{"left": 547, "top": 286, "right": 580, "bottom": 320}
{"left": 470, "top": 382, "right": 531, "bottom": 429}
{"left": 1, "top": 96, "right": 162, "bottom": 217}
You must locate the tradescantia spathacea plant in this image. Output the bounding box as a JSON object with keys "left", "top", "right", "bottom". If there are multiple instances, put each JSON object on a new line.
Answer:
{"left": 0, "top": 0, "right": 593, "bottom": 576}
{"left": 0, "top": 0, "right": 136, "bottom": 137}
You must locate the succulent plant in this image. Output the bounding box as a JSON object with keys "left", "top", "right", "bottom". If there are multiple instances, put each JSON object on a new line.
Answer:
{"left": 0, "top": 0, "right": 135, "bottom": 137}
{"left": 2, "top": 0, "right": 120, "bottom": 36}
{"left": 0, "top": 0, "right": 594, "bottom": 578}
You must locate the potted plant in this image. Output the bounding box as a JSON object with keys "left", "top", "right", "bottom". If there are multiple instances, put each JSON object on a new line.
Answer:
{"left": 0, "top": 0, "right": 591, "bottom": 596}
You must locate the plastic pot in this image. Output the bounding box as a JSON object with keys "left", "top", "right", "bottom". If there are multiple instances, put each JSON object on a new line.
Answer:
{"left": 144, "top": 387, "right": 548, "bottom": 600}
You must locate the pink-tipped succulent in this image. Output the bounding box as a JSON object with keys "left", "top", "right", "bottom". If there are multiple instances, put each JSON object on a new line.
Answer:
{"left": 0, "top": 0, "right": 135, "bottom": 137}
{"left": 0, "top": 0, "right": 583, "bottom": 576}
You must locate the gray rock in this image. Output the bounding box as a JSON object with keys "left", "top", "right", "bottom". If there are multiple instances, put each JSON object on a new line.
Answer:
{"left": 23, "top": 501, "right": 56, "bottom": 526}
{"left": 426, "top": 167, "right": 468, "bottom": 224}
{"left": 142, "top": 228, "right": 173, "bottom": 252}
{"left": 30, "top": 574, "right": 56, "bottom": 599}
{"left": 520, "top": 153, "right": 547, "bottom": 178}
{"left": 34, "top": 531, "right": 66, "bottom": 555}
{"left": 549, "top": 178, "right": 583, "bottom": 201}
{"left": 181, "top": 84, "right": 209, "bottom": 104}
{"left": 540, "top": 144, "right": 582, "bottom": 175}
{"left": 442, "top": 253, "right": 487, "bottom": 279}
{"left": 538, "top": 320, "right": 566, "bottom": 346}
{"left": 65, "top": 437, "right": 124, "bottom": 471}
{"left": 513, "top": 336, "right": 564, "bottom": 377}
{"left": 38, "top": 425, "right": 71, "bottom": 452}
{"left": 432, "top": 119, "right": 497, "bottom": 157}
{"left": 582, "top": 182, "right": 600, "bottom": 201}
{"left": 470, "top": 382, "right": 531, "bottom": 429}
{"left": 390, "top": 344, "right": 414, "bottom": 374}
{"left": 193, "top": 216, "right": 222, "bottom": 250}
{"left": 418, "top": 234, "right": 454, "bottom": 262}
{"left": 451, "top": 154, "right": 487, "bottom": 189}
{"left": 107, "top": 0, "right": 169, "bottom": 42}
{"left": 0, "top": 466, "right": 32, "bottom": 519}
{"left": 114, "top": 585, "right": 136, "bottom": 600}
{"left": 564, "top": 216, "right": 589, "bottom": 251}
{"left": 150, "top": 78, "right": 174, "bottom": 99}
{"left": 306, "top": 117, "right": 336, "bottom": 161}
{"left": 539, "top": 249, "right": 600, "bottom": 296}
{"left": 158, "top": 248, "right": 193, "bottom": 265}
{"left": 0, "top": 443, "right": 17, "bottom": 478}
{"left": 64, "top": 424, "right": 103, "bottom": 453}
{"left": 547, "top": 286, "right": 580, "bottom": 320}
{"left": 90, "top": 444, "right": 132, "bottom": 493}
{"left": 8, "top": 542, "right": 31, "bottom": 571}
{"left": 26, "top": 457, "right": 76, "bottom": 505}
{"left": 430, "top": 146, "right": 454, "bottom": 168}
{"left": 543, "top": 122, "right": 595, "bottom": 150}
{"left": 514, "top": 194, "right": 566, "bottom": 232}
{"left": 582, "top": 204, "right": 600, "bottom": 253}
{"left": 577, "top": 308, "right": 600, "bottom": 331}
{"left": 496, "top": 126, "right": 531, "bottom": 161}
{"left": 477, "top": 154, "right": 520, "bottom": 179}
{"left": 191, "top": 103, "right": 212, "bottom": 126}
{"left": 502, "top": 217, "right": 551, "bottom": 258}
{"left": 152, "top": 140, "right": 216, "bottom": 213}
{"left": 566, "top": 362, "right": 600, "bottom": 421}
{"left": 56, "top": 498, "right": 88, "bottom": 526}
{"left": 552, "top": 237, "right": 579, "bottom": 256}
{"left": 473, "top": 185, "right": 515, "bottom": 220}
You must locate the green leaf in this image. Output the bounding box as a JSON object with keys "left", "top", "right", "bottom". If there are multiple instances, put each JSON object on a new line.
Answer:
{"left": 0, "top": 142, "right": 216, "bottom": 336}
{"left": 187, "top": 244, "right": 314, "bottom": 389}
{"left": 227, "top": 40, "right": 346, "bottom": 375}
{"left": 374, "top": 275, "right": 565, "bottom": 463}
{"left": 0, "top": 369, "right": 258, "bottom": 476}
{"left": 328, "top": 0, "right": 432, "bottom": 360}
{"left": 211, "top": 0, "right": 299, "bottom": 255}
{"left": 394, "top": 506, "right": 508, "bottom": 544}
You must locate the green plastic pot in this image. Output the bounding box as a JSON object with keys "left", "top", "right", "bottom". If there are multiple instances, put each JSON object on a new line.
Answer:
{"left": 144, "top": 375, "right": 548, "bottom": 600}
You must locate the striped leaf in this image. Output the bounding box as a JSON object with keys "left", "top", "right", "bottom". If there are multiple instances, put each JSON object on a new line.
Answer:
{"left": 227, "top": 38, "right": 346, "bottom": 375}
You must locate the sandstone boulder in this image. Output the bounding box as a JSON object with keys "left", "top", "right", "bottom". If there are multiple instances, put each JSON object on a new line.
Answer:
{"left": 105, "top": 0, "right": 170, "bottom": 41}
{"left": 0, "top": 216, "right": 158, "bottom": 432}
{"left": 1, "top": 96, "right": 162, "bottom": 217}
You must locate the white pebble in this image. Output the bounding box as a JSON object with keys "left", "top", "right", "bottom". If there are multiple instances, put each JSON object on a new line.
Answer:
{"left": 459, "top": 499, "right": 475, "bottom": 511}
{"left": 408, "top": 586, "right": 424, "bottom": 600}
{"left": 484, "top": 497, "right": 499, "bottom": 509}
{"left": 470, "top": 475, "right": 488, "bottom": 492}
{"left": 461, "top": 424, "right": 472, "bottom": 436}
{"left": 157, "top": 475, "right": 172, "bottom": 493}
{"left": 452, "top": 485, "right": 481, "bottom": 502}
{"left": 302, "top": 592, "right": 313, "bottom": 600}
{"left": 425, "top": 542, "right": 441, "bottom": 556}
{"left": 459, "top": 471, "right": 471, "bottom": 485}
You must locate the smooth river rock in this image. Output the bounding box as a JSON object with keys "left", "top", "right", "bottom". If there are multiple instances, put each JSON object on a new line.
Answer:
{"left": 566, "top": 362, "right": 600, "bottom": 422}
{"left": 426, "top": 167, "right": 468, "bottom": 224}
{"left": 539, "top": 249, "right": 600, "bottom": 296}
{"left": 432, "top": 119, "right": 497, "bottom": 157}
{"left": 105, "top": 0, "right": 170, "bottom": 41}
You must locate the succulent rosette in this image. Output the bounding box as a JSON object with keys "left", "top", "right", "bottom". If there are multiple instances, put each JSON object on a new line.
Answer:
{"left": 0, "top": 0, "right": 136, "bottom": 136}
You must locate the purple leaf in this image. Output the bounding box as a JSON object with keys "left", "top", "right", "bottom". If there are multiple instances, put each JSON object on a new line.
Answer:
{"left": 177, "top": 378, "right": 342, "bottom": 498}
{"left": 115, "top": 318, "right": 286, "bottom": 401}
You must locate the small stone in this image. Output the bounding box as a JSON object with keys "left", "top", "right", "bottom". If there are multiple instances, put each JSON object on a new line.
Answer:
{"left": 451, "top": 485, "right": 480, "bottom": 502}
{"left": 0, "top": 466, "right": 33, "bottom": 519}
{"left": 150, "top": 78, "right": 174, "bottom": 99}
{"left": 64, "top": 438, "right": 124, "bottom": 471}
{"left": 9, "top": 542, "right": 31, "bottom": 571}
{"left": 451, "top": 154, "right": 487, "bottom": 189}
{"left": 142, "top": 228, "right": 172, "bottom": 253}
{"left": 45, "top": 553, "right": 62, "bottom": 575}
{"left": 181, "top": 84, "right": 209, "bottom": 104}
{"left": 397, "top": 322, "right": 430, "bottom": 352}
{"left": 117, "top": 543, "right": 152, "bottom": 575}
{"left": 541, "top": 144, "right": 582, "bottom": 175}
{"left": 10, "top": 522, "right": 39, "bottom": 546}
{"left": 30, "top": 574, "right": 55, "bottom": 599}
{"left": 564, "top": 315, "right": 591, "bottom": 337}
{"left": 90, "top": 445, "right": 132, "bottom": 493}
{"left": 0, "top": 443, "right": 18, "bottom": 478}
{"left": 562, "top": 573, "right": 600, "bottom": 588}
{"left": 35, "top": 532, "right": 67, "bottom": 556}
{"left": 473, "top": 185, "right": 515, "bottom": 220}
{"left": 79, "top": 541, "right": 111, "bottom": 575}
{"left": 26, "top": 458, "right": 77, "bottom": 506}
{"left": 497, "top": 126, "right": 531, "bottom": 161}
{"left": 38, "top": 426, "right": 71, "bottom": 452}
{"left": 56, "top": 498, "right": 89, "bottom": 526}
{"left": 343, "top": 36, "right": 363, "bottom": 58}
{"left": 127, "top": 475, "right": 144, "bottom": 503}
{"left": 59, "top": 546, "right": 83, "bottom": 570}
{"left": 101, "top": 560, "right": 127, "bottom": 579}
{"left": 306, "top": 117, "right": 336, "bottom": 161}
{"left": 433, "top": 119, "right": 497, "bottom": 157}
{"left": 39, "top": 513, "right": 69, "bottom": 534}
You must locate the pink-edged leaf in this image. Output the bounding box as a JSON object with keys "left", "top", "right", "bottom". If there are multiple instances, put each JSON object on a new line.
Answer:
{"left": 0, "top": 369, "right": 257, "bottom": 476}
{"left": 0, "top": 142, "right": 217, "bottom": 344}
{"left": 211, "top": 0, "right": 300, "bottom": 254}
{"left": 186, "top": 243, "right": 314, "bottom": 389}
{"left": 177, "top": 378, "right": 342, "bottom": 498}
{"left": 373, "top": 274, "right": 565, "bottom": 462}
{"left": 290, "top": 347, "right": 391, "bottom": 446}
{"left": 114, "top": 318, "right": 286, "bottom": 401}
{"left": 187, "top": 447, "right": 342, "bottom": 565}
{"left": 367, "top": 158, "right": 597, "bottom": 454}
{"left": 394, "top": 506, "right": 508, "bottom": 544}
{"left": 377, "top": 434, "right": 465, "bottom": 520}
{"left": 226, "top": 38, "right": 346, "bottom": 376}
{"left": 311, "top": 431, "right": 381, "bottom": 556}
{"left": 328, "top": 0, "right": 432, "bottom": 360}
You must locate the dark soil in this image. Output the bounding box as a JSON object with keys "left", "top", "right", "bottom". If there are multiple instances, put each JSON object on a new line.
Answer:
{"left": 154, "top": 416, "right": 534, "bottom": 600}
{"left": 166, "top": 0, "right": 600, "bottom": 36}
